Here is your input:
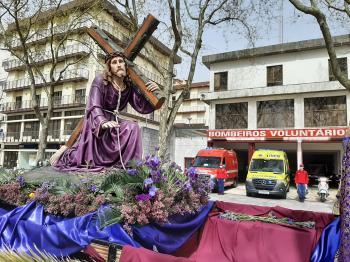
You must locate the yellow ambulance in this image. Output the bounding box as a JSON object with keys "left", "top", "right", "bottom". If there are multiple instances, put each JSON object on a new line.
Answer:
{"left": 245, "top": 149, "right": 290, "bottom": 199}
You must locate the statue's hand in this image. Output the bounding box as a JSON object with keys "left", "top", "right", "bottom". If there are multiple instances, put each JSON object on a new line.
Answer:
{"left": 146, "top": 81, "right": 159, "bottom": 92}
{"left": 49, "top": 145, "right": 68, "bottom": 166}
{"left": 102, "top": 121, "right": 120, "bottom": 129}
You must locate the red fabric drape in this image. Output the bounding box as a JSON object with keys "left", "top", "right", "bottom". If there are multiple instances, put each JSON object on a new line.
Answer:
{"left": 120, "top": 201, "right": 335, "bottom": 262}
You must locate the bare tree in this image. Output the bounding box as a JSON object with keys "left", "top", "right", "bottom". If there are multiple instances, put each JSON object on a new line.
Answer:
{"left": 152, "top": 0, "right": 275, "bottom": 159}
{"left": 289, "top": 0, "right": 350, "bottom": 89}
{"left": 0, "top": 0, "right": 101, "bottom": 165}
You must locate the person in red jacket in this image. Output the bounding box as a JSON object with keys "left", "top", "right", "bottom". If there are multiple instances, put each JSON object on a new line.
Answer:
{"left": 295, "top": 163, "right": 309, "bottom": 201}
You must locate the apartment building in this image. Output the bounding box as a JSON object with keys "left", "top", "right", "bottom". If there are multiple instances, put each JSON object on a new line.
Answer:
{"left": 170, "top": 80, "right": 209, "bottom": 169}
{"left": 0, "top": 0, "right": 179, "bottom": 169}
{"left": 202, "top": 34, "right": 350, "bottom": 180}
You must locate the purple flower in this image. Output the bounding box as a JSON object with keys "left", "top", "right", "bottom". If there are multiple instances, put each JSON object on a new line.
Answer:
{"left": 136, "top": 160, "right": 144, "bottom": 167}
{"left": 176, "top": 165, "right": 182, "bottom": 171}
{"left": 146, "top": 156, "right": 161, "bottom": 169}
{"left": 144, "top": 178, "right": 153, "bottom": 187}
{"left": 154, "top": 146, "right": 160, "bottom": 152}
{"left": 127, "top": 169, "right": 138, "bottom": 176}
{"left": 16, "top": 176, "right": 25, "bottom": 187}
{"left": 170, "top": 162, "right": 176, "bottom": 168}
{"left": 183, "top": 181, "right": 192, "bottom": 191}
{"left": 90, "top": 185, "right": 98, "bottom": 193}
{"left": 148, "top": 186, "right": 158, "bottom": 197}
{"left": 151, "top": 169, "right": 161, "bottom": 182}
{"left": 186, "top": 167, "right": 197, "bottom": 178}
{"left": 135, "top": 193, "right": 152, "bottom": 201}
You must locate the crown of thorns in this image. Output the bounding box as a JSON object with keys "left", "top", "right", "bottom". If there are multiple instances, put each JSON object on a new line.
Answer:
{"left": 104, "top": 51, "right": 126, "bottom": 63}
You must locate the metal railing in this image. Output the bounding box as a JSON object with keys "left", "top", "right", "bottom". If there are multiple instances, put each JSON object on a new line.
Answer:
{"left": 174, "top": 118, "right": 206, "bottom": 125}
{"left": 0, "top": 95, "right": 87, "bottom": 112}
{"left": 2, "top": 44, "right": 90, "bottom": 71}
{"left": 3, "top": 68, "right": 89, "bottom": 91}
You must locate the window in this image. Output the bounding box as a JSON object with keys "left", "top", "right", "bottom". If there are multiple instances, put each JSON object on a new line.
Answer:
{"left": 257, "top": 99, "right": 294, "bottom": 128}
{"left": 64, "top": 110, "right": 84, "bottom": 116}
{"left": 214, "top": 72, "right": 228, "bottom": 91}
{"left": 74, "top": 89, "right": 86, "bottom": 104}
{"left": 329, "top": 57, "right": 348, "bottom": 81}
{"left": 24, "top": 114, "right": 37, "bottom": 119}
{"left": 7, "top": 115, "right": 22, "bottom": 121}
{"left": 23, "top": 121, "right": 39, "bottom": 139}
{"left": 304, "top": 96, "right": 346, "bottom": 127}
{"left": 215, "top": 102, "right": 248, "bottom": 129}
{"left": 4, "top": 151, "right": 18, "bottom": 168}
{"left": 15, "top": 96, "right": 22, "bottom": 109}
{"left": 53, "top": 91, "right": 62, "bottom": 106}
{"left": 49, "top": 119, "right": 61, "bottom": 138}
{"left": 267, "top": 65, "right": 283, "bottom": 86}
{"left": 52, "top": 111, "right": 62, "bottom": 117}
{"left": 7, "top": 122, "right": 21, "bottom": 139}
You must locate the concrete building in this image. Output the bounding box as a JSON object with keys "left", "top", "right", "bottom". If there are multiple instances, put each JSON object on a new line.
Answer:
{"left": 202, "top": 35, "right": 350, "bottom": 181}
{"left": 170, "top": 80, "right": 209, "bottom": 169}
{"left": 0, "top": 0, "right": 179, "bottom": 169}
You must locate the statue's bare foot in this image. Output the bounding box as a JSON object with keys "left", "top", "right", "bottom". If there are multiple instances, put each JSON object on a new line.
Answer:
{"left": 50, "top": 145, "right": 68, "bottom": 166}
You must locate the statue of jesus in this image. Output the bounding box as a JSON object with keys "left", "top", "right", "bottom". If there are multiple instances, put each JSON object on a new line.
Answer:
{"left": 50, "top": 52, "right": 159, "bottom": 172}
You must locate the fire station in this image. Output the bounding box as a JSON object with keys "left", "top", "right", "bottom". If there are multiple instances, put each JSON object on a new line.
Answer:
{"left": 200, "top": 35, "right": 350, "bottom": 181}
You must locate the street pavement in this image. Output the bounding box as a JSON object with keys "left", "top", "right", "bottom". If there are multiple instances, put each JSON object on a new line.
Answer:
{"left": 210, "top": 183, "right": 338, "bottom": 214}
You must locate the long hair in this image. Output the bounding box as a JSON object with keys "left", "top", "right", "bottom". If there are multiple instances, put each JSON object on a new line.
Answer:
{"left": 102, "top": 53, "right": 132, "bottom": 87}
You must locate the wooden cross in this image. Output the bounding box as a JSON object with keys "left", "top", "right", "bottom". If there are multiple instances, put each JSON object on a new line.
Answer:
{"left": 65, "top": 14, "right": 165, "bottom": 148}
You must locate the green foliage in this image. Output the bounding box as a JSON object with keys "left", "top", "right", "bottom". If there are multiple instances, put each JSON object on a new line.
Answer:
{"left": 97, "top": 206, "right": 123, "bottom": 228}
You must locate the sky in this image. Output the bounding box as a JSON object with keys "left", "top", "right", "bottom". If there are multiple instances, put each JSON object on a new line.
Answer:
{"left": 176, "top": 0, "right": 350, "bottom": 83}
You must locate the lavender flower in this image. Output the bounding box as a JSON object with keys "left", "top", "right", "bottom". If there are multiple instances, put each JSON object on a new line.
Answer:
{"left": 144, "top": 178, "right": 153, "bottom": 187}
{"left": 184, "top": 181, "right": 192, "bottom": 191}
{"left": 136, "top": 160, "right": 144, "bottom": 167}
{"left": 154, "top": 146, "right": 160, "bottom": 152}
{"left": 16, "top": 176, "right": 25, "bottom": 187}
{"left": 151, "top": 169, "right": 161, "bottom": 182}
{"left": 170, "top": 162, "right": 176, "bottom": 168}
{"left": 127, "top": 169, "right": 138, "bottom": 176}
{"left": 90, "top": 185, "right": 98, "bottom": 193}
{"left": 186, "top": 167, "right": 197, "bottom": 179}
{"left": 135, "top": 193, "right": 152, "bottom": 201}
{"left": 148, "top": 186, "right": 158, "bottom": 197}
{"left": 146, "top": 156, "right": 161, "bottom": 169}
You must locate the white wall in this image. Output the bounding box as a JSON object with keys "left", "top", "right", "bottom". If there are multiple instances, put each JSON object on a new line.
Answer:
{"left": 209, "top": 46, "right": 350, "bottom": 91}
{"left": 173, "top": 136, "right": 207, "bottom": 170}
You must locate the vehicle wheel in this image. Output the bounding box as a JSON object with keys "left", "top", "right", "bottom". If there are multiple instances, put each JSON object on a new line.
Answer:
{"left": 282, "top": 192, "right": 287, "bottom": 199}
{"left": 246, "top": 191, "right": 252, "bottom": 197}
{"left": 320, "top": 193, "right": 326, "bottom": 202}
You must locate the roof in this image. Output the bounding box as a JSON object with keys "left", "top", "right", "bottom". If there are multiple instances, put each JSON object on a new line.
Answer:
{"left": 202, "top": 34, "right": 350, "bottom": 68}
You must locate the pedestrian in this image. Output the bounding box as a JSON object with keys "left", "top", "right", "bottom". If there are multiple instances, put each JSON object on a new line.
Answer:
{"left": 295, "top": 163, "right": 309, "bottom": 202}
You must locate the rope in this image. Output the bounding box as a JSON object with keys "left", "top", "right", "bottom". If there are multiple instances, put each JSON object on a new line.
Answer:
{"left": 102, "top": 82, "right": 126, "bottom": 170}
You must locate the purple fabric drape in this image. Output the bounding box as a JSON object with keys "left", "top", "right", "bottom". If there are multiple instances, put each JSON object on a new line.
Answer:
{"left": 53, "top": 75, "right": 154, "bottom": 172}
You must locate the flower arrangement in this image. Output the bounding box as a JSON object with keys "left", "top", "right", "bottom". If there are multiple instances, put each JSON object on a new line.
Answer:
{"left": 0, "top": 154, "right": 212, "bottom": 235}
{"left": 98, "top": 156, "right": 213, "bottom": 234}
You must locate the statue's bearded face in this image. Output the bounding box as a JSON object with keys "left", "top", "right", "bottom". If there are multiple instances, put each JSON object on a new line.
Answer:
{"left": 110, "top": 56, "right": 126, "bottom": 78}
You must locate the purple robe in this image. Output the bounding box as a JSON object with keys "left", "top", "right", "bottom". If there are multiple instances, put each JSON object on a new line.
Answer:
{"left": 53, "top": 74, "right": 154, "bottom": 172}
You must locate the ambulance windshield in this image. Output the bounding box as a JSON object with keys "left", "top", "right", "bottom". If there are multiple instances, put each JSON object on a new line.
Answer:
{"left": 250, "top": 159, "right": 284, "bottom": 173}
{"left": 193, "top": 156, "right": 221, "bottom": 168}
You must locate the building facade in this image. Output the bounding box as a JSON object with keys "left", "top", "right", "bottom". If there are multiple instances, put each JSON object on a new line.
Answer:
{"left": 202, "top": 35, "right": 350, "bottom": 180}
{"left": 0, "top": 0, "right": 179, "bottom": 169}
{"left": 170, "top": 80, "right": 209, "bottom": 169}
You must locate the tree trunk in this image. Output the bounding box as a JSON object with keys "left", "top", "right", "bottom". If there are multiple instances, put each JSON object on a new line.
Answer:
{"left": 36, "top": 120, "right": 49, "bottom": 165}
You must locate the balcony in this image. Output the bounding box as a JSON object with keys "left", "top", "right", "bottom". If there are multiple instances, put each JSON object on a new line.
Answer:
{"left": 3, "top": 68, "right": 89, "bottom": 92}
{"left": 135, "top": 64, "right": 165, "bottom": 86}
{"left": 8, "top": 20, "right": 131, "bottom": 49}
{"left": 2, "top": 44, "right": 90, "bottom": 71}
{"left": 0, "top": 95, "right": 87, "bottom": 113}
{"left": 177, "top": 105, "right": 207, "bottom": 113}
